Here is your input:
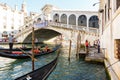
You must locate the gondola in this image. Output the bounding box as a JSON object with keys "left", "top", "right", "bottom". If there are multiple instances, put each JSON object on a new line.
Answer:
{"left": 15, "top": 54, "right": 59, "bottom": 80}
{"left": 0, "top": 47, "right": 32, "bottom": 51}
{"left": 0, "top": 45, "right": 61, "bottom": 59}
{"left": 0, "top": 44, "right": 46, "bottom": 51}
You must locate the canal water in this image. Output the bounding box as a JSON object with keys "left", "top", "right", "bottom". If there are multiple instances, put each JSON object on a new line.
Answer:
{"left": 0, "top": 44, "right": 108, "bottom": 80}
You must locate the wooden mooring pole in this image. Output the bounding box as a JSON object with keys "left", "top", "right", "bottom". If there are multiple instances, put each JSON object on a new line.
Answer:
{"left": 76, "top": 32, "right": 81, "bottom": 59}
{"left": 76, "top": 40, "right": 79, "bottom": 59}
{"left": 68, "top": 40, "right": 72, "bottom": 61}
{"left": 32, "top": 27, "right": 35, "bottom": 71}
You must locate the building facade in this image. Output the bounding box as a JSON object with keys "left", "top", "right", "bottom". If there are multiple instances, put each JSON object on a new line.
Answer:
{"left": 99, "top": 0, "right": 120, "bottom": 79}
{"left": 0, "top": 2, "right": 27, "bottom": 42}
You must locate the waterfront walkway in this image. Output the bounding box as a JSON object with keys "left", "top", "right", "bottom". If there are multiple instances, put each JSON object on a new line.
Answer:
{"left": 79, "top": 47, "right": 105, "bottom": 63}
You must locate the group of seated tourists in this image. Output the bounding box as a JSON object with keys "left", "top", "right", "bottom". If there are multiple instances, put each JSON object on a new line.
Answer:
{"left": 11, "top": 45, "right": 51, "bottom": 54}
{"left": 32, "top": 46, "right": 51, "bottom": 54}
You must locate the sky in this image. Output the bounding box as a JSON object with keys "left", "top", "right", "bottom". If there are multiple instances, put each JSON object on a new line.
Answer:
{"left": 0, "top": 0, "right": 99, "bottom": 14}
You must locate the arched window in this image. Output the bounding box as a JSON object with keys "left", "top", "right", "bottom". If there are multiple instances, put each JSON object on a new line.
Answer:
{"left": 53, "top": 13, "right": 59, "bottom": 22}
{"left": 69, "top": 14, "right": 76, "bottom": 25}
{"left": 2, "top": 31, "right": 8, "bottom": 37}
{"left": 78, "top": 15, "right": 87, "bottom": 26}
{"left": 61, "top": 14, "right": 67, "bottom": 24}
{"left": 89, "top": 16, "right": 99, "bottom": 28}
{"left": 37, "top": 18, "right": 41, "bottom": 22}
{"left": 26, "top": 26, "right": 28, "bottom": 28}
{"left": 116, "top": 0, "right": 120, "bottom": 9}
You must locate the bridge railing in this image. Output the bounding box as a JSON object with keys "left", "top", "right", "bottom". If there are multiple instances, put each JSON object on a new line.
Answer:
{"left": 89, "top": 27, "right": 99, "bottom": 33}
{"left": 48, "top": 22, "right": 98, "bottom": 33}
{"left": 15, "top": 26, "right": 33, "bottom": 38}
{"left": 15, "top": 21, "right": 99, "bottom": 38}
{"left": 48, "top": 22, "right": 85, "bottom": 30}
{"left": 19, "top": 14, "right": 43, "bottom": 31}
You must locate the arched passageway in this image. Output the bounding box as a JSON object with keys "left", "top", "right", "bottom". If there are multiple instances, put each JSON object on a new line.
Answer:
{"left": 89, "top": 16, "right": 99, "bottom": 28}
{"left": 69, "top": 14, "right": 76, "bottom": 25}
{"left": 61, "top": 14, "right": 67, "bottom": 24}
{"left": 78, "top": 15, "right": 87, "bottom": 26}
{"left": 53, "top": 13, "right": 59, "bottom": 22}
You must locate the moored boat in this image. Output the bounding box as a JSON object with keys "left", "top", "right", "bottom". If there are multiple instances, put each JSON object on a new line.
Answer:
{"left": 0, "top": 47, "right": 32, "bottom": 51}
{"left": 15, "top": 54, "right": 59, "bottom": 80}
{"left": 0, "top": 45, "right": 61, "bottom": 59}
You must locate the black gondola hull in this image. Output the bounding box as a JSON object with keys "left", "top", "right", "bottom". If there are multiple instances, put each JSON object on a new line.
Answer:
{"left": 15, "top": 56, "right": 58, "bottom": 80}
{"left": 0, "top": 45, "right": 61, "bottom": 59}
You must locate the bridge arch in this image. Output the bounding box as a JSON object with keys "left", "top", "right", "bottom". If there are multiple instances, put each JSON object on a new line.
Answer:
{"left": 23, "top": 28, "right": 61, "bottom": 42}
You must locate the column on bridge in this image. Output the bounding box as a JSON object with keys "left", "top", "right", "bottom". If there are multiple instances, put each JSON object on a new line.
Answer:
{"left": 59, "top": 14, "right": 61, "bottom": 23}
{"left": 67, "top": 15, "right": 69, "bottom": 28}
{"left": 87, "top": 17, "right": 89, "bottom": 32}
{"left": 76, "top": 15, "right": 78, "bottom": 29}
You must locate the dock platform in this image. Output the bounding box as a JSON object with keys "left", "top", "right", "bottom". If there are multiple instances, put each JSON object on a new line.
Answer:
{"left": 79, "top": 47, "right": 105, "bottom": 63}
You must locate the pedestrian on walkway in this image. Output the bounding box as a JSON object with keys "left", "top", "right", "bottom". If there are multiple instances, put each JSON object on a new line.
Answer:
{"left": 8, "top": 34, "right": 14, "bottom": 53}
{"left": 85, "top": 40, "right": 89, "bottom": 54}
{"left": 97, "top": 39, "right": 100, "bottom": 53}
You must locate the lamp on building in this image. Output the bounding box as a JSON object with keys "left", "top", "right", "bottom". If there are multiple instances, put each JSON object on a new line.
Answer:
{"left": 99, "top": 9, "right": 104, "bottom": 13}
{"left": 93, "top": 2, "right": 104, "bottom": 13}
{"left": 93, "top": 2, "right": 100, "bottom": 6}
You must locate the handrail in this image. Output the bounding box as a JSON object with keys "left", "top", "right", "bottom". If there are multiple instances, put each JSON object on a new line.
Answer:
{"left": 19, "top": 14, "right": 43, "bottom": 29}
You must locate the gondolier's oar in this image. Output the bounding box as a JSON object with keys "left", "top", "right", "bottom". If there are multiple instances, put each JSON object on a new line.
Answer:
{"left": 18, "top": 48, "right": 37, "bottom": 61}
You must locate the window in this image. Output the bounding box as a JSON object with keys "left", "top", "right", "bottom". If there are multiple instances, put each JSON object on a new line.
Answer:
{"left": 108, "top": 0, "right": 110, "bottom": 20}
{"left": 105, "top": 5, "right": 107, "bottom": 23}
{"left": 11, "top": 31, "right": 14, "bottom": 33}
{"left": 116, "top": 0, "right": 120, "bottom": 9}
{"left": 19, "top": 30, "right": 21, "bottom": 32}
{"left": 4, "top": 25, "right": 6, "bottom": 29}
{"left": 37, "top": 18, "right": 41, "bottom": 22}
{"left": 26, "top": 26, "right": 28, "bottom": 28}
{"left": 114, "top": 39, "right": 120, "bottom": 60}
{"left": 2, "top": 31, "right": 8, "bottom": 37}
{"left": 11, "top": 26, "right": 14, "bottom": 29}
{"left": 55, "top": 14, "right": 58, "bottom": 16}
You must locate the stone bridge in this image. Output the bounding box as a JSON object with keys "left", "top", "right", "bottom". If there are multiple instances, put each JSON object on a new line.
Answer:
{"left": 15, "top": 20, "right": 99, "bottom": 46}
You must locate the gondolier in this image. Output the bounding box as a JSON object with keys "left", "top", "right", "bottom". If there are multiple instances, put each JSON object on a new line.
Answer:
{"left": 8, "top": 34, "right": 14, "bottom": 53}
